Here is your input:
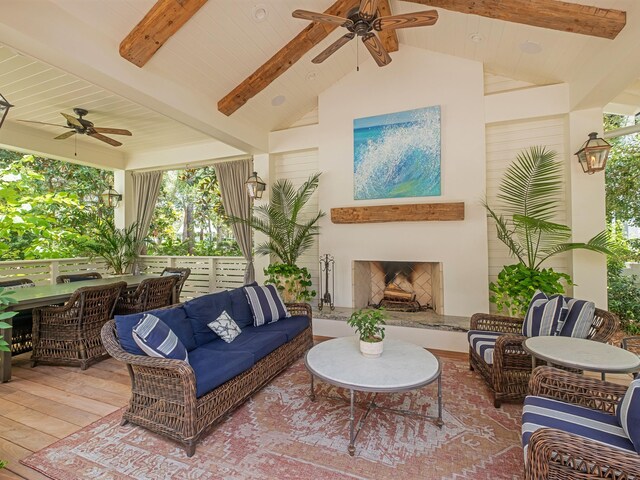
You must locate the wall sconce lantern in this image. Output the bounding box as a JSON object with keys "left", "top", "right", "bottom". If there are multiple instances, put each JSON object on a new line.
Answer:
{"left": 0, "top": 92, "right": 13, "bottom": 129}
{"left": 101, "top": 186, "right": 122, "bottom": 207}
{"left": 575, "top": 132, "right": 612, "bottom": 174}
{"left": 245, "top": 171, "right": 266, "bottom": 199}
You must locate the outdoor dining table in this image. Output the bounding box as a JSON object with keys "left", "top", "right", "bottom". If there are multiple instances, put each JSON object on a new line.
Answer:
{"left": 1, "top": 274, "right": 154, "bottom": 383}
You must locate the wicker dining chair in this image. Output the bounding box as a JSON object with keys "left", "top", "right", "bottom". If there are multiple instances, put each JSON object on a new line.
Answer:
{"left": 469, "top": 308, "right": 619, "bottom": 407}
{"left": 622, "top": 336, "right": 640, "bottom": 378}
{"left": 113, "top": 275, "right": 178, "bottom": 316}
{"left": 160, "top": 267, "right": 191, "bottom": 303}
{"left": 0, "top": 278, "right": 36, "bottom": 355}
{"left": 524, "top": 366, "right": 639, "bottom": 480}
{"left": 55, "top": 272, "right": 103, "bottom": 284}
{"left": 31, "top": 282, "right": 126, "bottom": 369}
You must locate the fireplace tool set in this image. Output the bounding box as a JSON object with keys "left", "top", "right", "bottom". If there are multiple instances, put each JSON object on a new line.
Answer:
{"left": 318, "top": 254, "right": 335, "bottom": 311}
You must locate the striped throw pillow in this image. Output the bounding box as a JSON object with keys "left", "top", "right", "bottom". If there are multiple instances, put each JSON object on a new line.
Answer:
{"left": 617, "top": 378, "right": 640, "bottom": 453}
{"left": 132, "top": 313, "right": 189, "bottom": 362}
{"left": 558, "top": 298, "right": 595, "bottom": 338}
{"left": 244, "top": 284, "right": 290, "bottom": 327}
{"left": 522, "top": 290, "right": 567, "bottom": 337}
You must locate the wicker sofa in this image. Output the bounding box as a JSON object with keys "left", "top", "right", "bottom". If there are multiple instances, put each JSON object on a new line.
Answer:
{"left": 101, "top": 285, "right": 313, "bottom": 457}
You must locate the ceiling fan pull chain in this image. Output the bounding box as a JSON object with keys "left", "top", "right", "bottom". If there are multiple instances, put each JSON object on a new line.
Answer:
{"left": 356, "top": 39, "right": 359, "bottom": 72}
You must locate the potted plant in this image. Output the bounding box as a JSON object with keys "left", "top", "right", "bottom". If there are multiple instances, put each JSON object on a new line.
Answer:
{"left": 230, "top": 173, "right": 325, "bottom": 302}
{"left": 80, "top": 218, "right": 147, "bottom": 275}
{"left": 484, "top": 146, "right": 611, "bottom": 316}
{"left": 348, "top": 308, "right": 387, "bottom": 358}
{"left": 0, "top": 287, "right": 17, "bottom": 470}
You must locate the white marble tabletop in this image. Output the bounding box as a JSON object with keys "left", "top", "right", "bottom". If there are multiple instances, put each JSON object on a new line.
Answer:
{"left": 305, "top": 336, "right": 441, "bottom": 392}
{"left": 523, "top": 336, "right": 640, "bottom": 373}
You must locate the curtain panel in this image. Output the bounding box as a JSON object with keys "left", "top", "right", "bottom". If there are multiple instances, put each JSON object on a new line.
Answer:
{"left": 132, "top": 170, "right": 163, "bottom": 256}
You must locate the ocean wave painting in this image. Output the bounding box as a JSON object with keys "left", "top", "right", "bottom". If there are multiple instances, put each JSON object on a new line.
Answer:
{"left": 353, "top": 106, "right": 441, "bottom": 200}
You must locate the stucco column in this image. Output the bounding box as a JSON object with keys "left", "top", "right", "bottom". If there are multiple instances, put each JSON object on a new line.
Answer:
{"left": 567, "top": 109, "right": 608, "bottom": 308}
{"left": 113, "top": 169, "right": 135, "bottom": 229}
{"left": 252, "top": 154, "right": 270, "bottom": 285}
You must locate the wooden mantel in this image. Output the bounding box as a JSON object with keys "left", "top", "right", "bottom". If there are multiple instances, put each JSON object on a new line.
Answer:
{"left": 331, "top": 202, "right": 464, "bottom": 224}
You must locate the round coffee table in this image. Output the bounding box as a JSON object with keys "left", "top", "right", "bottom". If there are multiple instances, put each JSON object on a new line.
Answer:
{"left": 305, "top": 336, "right": 442, "bottom": 456}
{"left": 523, "top": 336, "right": 640, "bottom": 380}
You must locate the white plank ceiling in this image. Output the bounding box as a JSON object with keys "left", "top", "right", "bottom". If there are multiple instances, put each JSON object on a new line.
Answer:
{"left": 1, "top": 0, "right": 639, "bottom": 161}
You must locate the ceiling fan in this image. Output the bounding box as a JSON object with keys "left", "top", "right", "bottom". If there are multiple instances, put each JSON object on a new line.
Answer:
{"left": 18, "top": 108, "right": 132, "bottom": 147}
{"left": 293, "top": 0, "right": 438, "bottom": 67}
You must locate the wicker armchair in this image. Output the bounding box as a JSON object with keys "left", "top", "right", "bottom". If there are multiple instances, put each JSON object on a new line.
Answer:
{"left": 31, "top": 282, "right": 126, "bottom": 369}
{"left": 0, "top": 278, "right": 35, "bottom": 355}
{"left": 469, "top": 308, "right": 619, "bottom": 407}
{"left": 113, "top": 276, "right": 178, "bottom": 316}
{"left": 524, "top": 366, "right": 639, "bottom": 480}
{"left": 160, "top": 267, "right": 191, "bottom": 303}
{"left": 55, "top": 272, "right": 103, "bottom": 284}
{"left": 622, "top": 336, "right": 640, "bottom": 378}
{"left": 101, "top": 302, "right": 313, "bottom": 456}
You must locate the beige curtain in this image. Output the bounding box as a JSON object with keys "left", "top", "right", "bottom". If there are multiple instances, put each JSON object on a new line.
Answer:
{"left": 214, "top": 158, "right": 255, "bottom": 283}
{"left": 132, "top": 170, "right": 163, "bottom": 254}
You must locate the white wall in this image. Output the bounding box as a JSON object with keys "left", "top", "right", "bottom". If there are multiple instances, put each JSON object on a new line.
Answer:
{"left": 317, "top": 46, "right": 489, "bottom": 317}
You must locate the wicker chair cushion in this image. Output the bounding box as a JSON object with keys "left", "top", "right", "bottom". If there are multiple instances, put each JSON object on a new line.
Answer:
{"left": 115, "top": 305, "right": 196, "bottom": 355}
{"left": 198, "top": 330, "right": 288, "bottom": 362}
{"left": 617, "top": 378, "right": 640, "bottom": 452}
{"left": 522, "top": 291, "right": 566, "bottom": 337}
{"left": 184, "top": 291, "right": 234, "bottom": 346}
{"left": 522, "top": 395, "right": 635, "bottom": 461}
{"left": 2, "top": 282, "right": 35, "bottom": 290}
{"left": 230, "top": 283, "right": 258, "bottom": 328}
{"left": 467, "top": 330, "right": 502, "bottom": 365}
{"left": 132, "top": 314, "right": 189, "bottom": 363}
{"left": 188, "top": 347, "right": 254, "bottom": 398}
{"left": 558, "top": 298, "right": 596, "bottom": 338}
{"left": 244, "top": 285, "right": 290, "bottom": 326}
{"left": 244, "top": 315, "right": 310, "bottom": 342}
{"left": 207, "top": 311, "right": 242, "bottom": 344}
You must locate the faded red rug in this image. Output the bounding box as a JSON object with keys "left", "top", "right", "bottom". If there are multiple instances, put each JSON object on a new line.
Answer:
{"left": 22, "top": 358, "right": 524, "bottom": 479}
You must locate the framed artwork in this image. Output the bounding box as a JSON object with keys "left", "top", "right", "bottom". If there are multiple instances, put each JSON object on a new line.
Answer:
{"left": 353, "top": 105, "right": 441, "bottom": 200}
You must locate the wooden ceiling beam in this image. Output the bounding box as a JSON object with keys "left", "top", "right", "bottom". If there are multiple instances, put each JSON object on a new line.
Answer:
{"left": 377, "top": 0, "right": 399, "bottom": 53}
{"left": 218, "top": 0, "right": 359, "bottom": 116}
{"left": 403, "top": 0, "right": 625, "bottom": 40}
{"left": 120, "top": 0, "right": 208, "bottom": 68}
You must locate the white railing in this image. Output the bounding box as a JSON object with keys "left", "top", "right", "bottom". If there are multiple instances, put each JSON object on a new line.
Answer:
{"left": 0, "top": 255, "right": 247, "bottom": 300}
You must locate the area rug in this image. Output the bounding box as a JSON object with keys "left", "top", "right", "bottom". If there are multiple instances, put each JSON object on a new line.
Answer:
{"left": 21, "top": 357, "right": 524, "bottom": 479}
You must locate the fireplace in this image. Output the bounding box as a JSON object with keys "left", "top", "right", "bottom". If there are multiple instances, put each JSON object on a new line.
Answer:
{"left": 353, "top": 261, "right": 444, "bottom": 314}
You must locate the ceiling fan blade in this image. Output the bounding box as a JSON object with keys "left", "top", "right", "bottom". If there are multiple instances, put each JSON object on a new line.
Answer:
{"left": 17, "top": 119, "right": 71, "bottom": 128}
{"left": 61, "top": 113, "right": 83, "bottom": 128}
{"left": 362, "top": 33, "right": 391, "bottom": 67}
{"left": 374, "top": 10, "right": 438, "bottom": 30}
{"left": 54, "top": 131, "right": 76, "bottom": 140}
{"left": 312, "top": 33, "right": 356, "bottom": 64}
{"left": 92, "top": 127, "right": 133, "bottom": 136}
{"left": 359, "top": 0, "right": 379, "bottom": 20}
{"left": 292, "top": 10, "right": 353, "bottom": 28}
{"left": 87, "top": 132, "right": 122, "bottom": 147}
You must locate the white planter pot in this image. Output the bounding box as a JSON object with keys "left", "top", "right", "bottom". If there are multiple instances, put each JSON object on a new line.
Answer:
{"left": 359, "top": 339, "right": 383, "bottom": 358}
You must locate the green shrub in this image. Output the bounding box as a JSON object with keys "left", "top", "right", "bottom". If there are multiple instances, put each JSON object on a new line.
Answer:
{"left": 608, "top": 271, "right": 640, "bottom": 334}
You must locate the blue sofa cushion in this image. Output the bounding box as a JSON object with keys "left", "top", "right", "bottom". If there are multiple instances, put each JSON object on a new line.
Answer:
{"left": 617, "top": 378, "right": 640, "bottom": 453}
{"left": 132, "top": 314, "right": 189, "bottom": 362}
{"left": 188, "top": 347, "right": 254, "bottom": 398}
{"left": 522, "top": 290, "right": 567, "bottom": 337}
{"left": 115, "top": 305, "right": 196, "bottom": 355}
{"left": 199, "top": 330, "right": 288, "bottom": 362}
{"left": 244, "top": 315, "right": 310, "bottom": 342}
{"left": 230, "top": 283, "right": 256, "bottom": 329}
{"left": 467, "top": 330, "right": 503, "bottom": 365}
{"left": 207, "top": 310, "right": 242, "bottom": 343}
{"left": 184, "top": 291, "right": 233, "bottom": 346}
{"left": 522, "top": 395, "right": 635, "bottom": 461}
{"left": 244, "top": 284, "right": 290, "bottom": 326}
{"left": 558, "top": 297, "right": 595, "bottom": 338}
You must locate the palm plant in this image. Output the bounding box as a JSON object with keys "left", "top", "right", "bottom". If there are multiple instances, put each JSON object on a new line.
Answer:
{"left": 485, "top": 146, "right": 610, "bottom": 315}
{"left": 230, "top": 173, "right": 325, "bottom": 301}
{"left": 82, "top": 219, "right": 146, "bottom": 275}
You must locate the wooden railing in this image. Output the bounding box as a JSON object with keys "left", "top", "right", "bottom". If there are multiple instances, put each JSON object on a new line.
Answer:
{"left": 0, "top": 256, "right": 247, "bottom": 300}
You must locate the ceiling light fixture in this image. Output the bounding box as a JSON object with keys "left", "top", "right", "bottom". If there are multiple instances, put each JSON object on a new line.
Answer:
{"left": 252, "top": 4, "right": 268, "bottom": 22}
{"left": 469, "top": 33, "right": 484, "bottom": 43}
{"left": 520, "top": 41, "right": 542, "bottom": 54}
{"left": 305, "top": 71, "right": 317, "bottom": 81}
{"left": 271, "top": 95, "right": 286, "bottom": 107}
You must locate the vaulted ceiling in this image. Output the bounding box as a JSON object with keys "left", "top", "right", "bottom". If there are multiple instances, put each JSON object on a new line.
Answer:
{"left": 0, "top": 0, "right": 639, "bottom": 161}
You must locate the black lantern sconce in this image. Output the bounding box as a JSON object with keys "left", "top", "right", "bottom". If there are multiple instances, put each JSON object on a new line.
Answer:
{"left": 101, "top": 186, "right": 122, "bottom": 208}
{"left": 575, "top": 132, "right": 612, "bottom": 174}
{"left": 245, "top": 171, "right": 266, "bottom": 199}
